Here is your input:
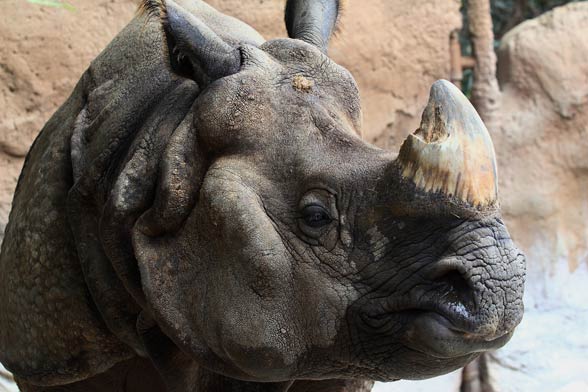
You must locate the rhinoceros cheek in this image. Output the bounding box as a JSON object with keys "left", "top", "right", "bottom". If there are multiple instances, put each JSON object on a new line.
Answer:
{"left": 213, "top": 308, "right": 302, "bottom": 381}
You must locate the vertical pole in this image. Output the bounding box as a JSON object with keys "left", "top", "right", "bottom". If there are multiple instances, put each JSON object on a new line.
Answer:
{"left": 450, "top": 30, "right": 464, "bottom": 89}
{"left": 467, "top": 0, "right": 501, "bottom": 126}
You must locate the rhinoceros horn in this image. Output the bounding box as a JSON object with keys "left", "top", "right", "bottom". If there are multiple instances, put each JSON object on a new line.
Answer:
{"left": 396, "top": 80, "right": 498, "bottom": 208}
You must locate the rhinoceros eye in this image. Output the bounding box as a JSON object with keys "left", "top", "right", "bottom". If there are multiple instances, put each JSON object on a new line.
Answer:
{"left": 302, "top": 205, "right": 332, "bottom": 228}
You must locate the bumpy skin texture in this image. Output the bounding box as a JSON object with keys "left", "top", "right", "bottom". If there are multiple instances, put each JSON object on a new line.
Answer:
{"left": 0, "top": 0, "right": 525, "bottom": 391}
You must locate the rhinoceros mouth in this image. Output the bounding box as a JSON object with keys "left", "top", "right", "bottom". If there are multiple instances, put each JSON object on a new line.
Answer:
{"left": 358, "top": 292, "right": 518, "bottom": 359}
{"left": 401, "top": 311, "right": 514, "bottom": 359}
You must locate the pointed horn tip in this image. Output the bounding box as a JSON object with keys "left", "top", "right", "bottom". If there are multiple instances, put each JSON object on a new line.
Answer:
{"left": 415, "top": 79, "right": 478, "bottom": 144}
{"left": 428, "top": 79, "right": 470, "bottom": 105}
{"left": 431, "top": 79, "right": 460, "bottom": 92}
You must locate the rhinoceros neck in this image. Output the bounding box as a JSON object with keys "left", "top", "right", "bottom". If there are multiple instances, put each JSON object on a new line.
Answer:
{"left": 194, "top": 368, "right": 293, "bottom": 392}
{"left": 194, "top": 369, "right": 374, "bottom": 392}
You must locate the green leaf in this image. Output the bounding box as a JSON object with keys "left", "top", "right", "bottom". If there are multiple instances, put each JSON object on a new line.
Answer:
{"left": 26, "top": 0, "right": 76, "bottom": 11}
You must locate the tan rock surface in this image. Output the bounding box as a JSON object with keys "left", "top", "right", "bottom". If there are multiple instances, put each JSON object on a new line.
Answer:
{"left": 486, "top": 3, "right": 588, "bottom": 391}
{"left": 495, "top": 3, "right": 588, "bottom": 276}
{"left": 0, "top": 0, "right": 139, "bottom": 239}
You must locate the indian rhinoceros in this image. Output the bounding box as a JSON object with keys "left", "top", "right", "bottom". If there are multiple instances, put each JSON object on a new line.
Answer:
{"left": 0, "top": 0, "right": 525, "bottom": 391}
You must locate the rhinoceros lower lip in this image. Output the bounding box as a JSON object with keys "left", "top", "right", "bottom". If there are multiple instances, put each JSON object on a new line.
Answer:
{"left": 402, "top": 311, "right": 513, "bottom": 359}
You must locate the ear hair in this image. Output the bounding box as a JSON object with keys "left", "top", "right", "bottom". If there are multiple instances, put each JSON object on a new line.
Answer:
{"left": 332, "top": 0, "right": 346, "bottom": 37}
{"left": 138, "top": 0, "right": 193, "bottom": 78}
{"left": 137, "top": 0, "right": 168, "bottom": 21}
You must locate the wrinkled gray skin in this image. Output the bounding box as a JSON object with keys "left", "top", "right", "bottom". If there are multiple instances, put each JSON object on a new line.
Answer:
{"left": 0, "top": 0, "right": 525, "bottom": 391}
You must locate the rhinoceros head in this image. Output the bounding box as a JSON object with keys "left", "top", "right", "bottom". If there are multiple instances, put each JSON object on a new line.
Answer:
{"left": 123, "top": 0, "right": 525, "bottom": 383}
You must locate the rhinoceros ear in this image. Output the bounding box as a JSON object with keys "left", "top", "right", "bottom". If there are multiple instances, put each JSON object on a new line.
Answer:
{"left": 285, "top": 0, "right": 343, "bottom": 54}
{"left": 140, "top": 0, "right": 241, "bottom": 85}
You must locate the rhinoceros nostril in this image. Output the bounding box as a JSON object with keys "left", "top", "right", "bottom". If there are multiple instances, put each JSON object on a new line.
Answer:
{"left": 432, "top": 270, "right": 476, "bottom": 314}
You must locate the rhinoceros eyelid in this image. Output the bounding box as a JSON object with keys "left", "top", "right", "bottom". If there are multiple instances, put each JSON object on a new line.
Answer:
{"left": 296, "top": 189, "right": 340, "bottom": 243}
{"left": 298, "top": 189, "right": 337, "bottom": 214}
{"left": 302, "top": 183, "right": 338, "bottom": 197}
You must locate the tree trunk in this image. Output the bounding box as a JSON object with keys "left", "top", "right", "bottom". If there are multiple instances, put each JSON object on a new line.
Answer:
{"left": 461, "top": 354, "right": 495, "bottom": 392}
{"left": 467, "top": 0, "right": 501, "bottom": 126}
